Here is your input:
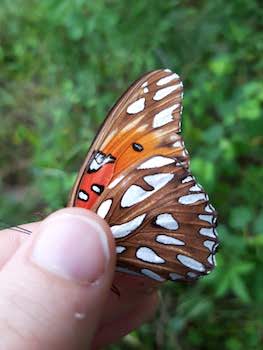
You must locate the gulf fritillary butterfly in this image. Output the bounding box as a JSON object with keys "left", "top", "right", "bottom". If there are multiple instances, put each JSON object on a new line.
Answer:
{"left": 68, "top": 69, "right": 219, "bottom": 283}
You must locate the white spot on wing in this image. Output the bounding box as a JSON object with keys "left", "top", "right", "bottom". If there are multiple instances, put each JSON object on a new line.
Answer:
{"left": 92, "top": 185, "right": 101, "bottom": 194}
{"left": 178, "top": 193, "right": 207, "bottom": 205}
{"left": 199, "top": 214, "right": 214, "bottom": 224}
{"left": 205, "top": 204, "right": 215, "bottom": 213}
{"left": 116, "top": 246, "right": 126, "bottom": 254}
{"left": 173, "top": 140, "right": 182, "bottom": 148}
{"left": 189, "top": 184, "right": 202, "bottom": 192}
{"left": 138, "top": 156, "right": 175, "bottom": 169}
{"left": 182, "top": 176, "right": 194, "bottom": 183}
{"left": 156, "top": 234, "right": 185, "bottom": 246}
{"left": 204, "top": 240, "right": 216, "bottom": 252}
{"left": 156, "top": 213, "right": 179, "bottom": 230}
{"left": 111, "top": 214, "right": 146, "bottom": 239}
{"left": 141, "top": 268, "right": 165, "bottom": 282}
{"left": 169, "top": 272, "right": 184, "bottom": 281}
{"left": 143, "top": 87, "right": 149, "bottom": 93}
{"left": 78, "top": 191, "right": 88, "bottom": 201}
{"left": 136, "top": 247, "right": 165, "bottom": 264}
{"left": 177, "top": 254, "right": 205, "bottom": 272}
{"left": 127, "top": 97, "right": 145, "bottom": 114}
{"left": 96, "top": 199, "right": 112, "bottom": 219}
{"left": 199, "top": 227, "right": 217, "bottom": 238}
{"left": 153, "top": 83, "right": 182, "bottom": 101}
{"left": 207, "top": 254, "right": 214, "bottom": 265}
{"left": 187, "top": 272, "right": 198, "bottom": 278}
{"left": 142, "top": 81, "right": 148, "bottom": 87}
{"left": 156, "top": 73, "right": 180, "bottom": 86}
{"left": 152, "top": 103, "right": 180, "bottom": 128}
{"left": 121, "top": 173, "right": 173, "bottom": 208}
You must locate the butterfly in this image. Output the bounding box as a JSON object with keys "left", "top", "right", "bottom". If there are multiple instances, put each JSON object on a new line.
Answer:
{"left": 68, "top": 69, "right": 219, "bottom": 283}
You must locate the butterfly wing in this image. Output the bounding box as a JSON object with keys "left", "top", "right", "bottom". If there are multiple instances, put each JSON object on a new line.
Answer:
{"left": 69, "top": 69, "right": 218, "bottom": 282}
{"left": 68, "top": 69, "right": 188, "bottom": 207}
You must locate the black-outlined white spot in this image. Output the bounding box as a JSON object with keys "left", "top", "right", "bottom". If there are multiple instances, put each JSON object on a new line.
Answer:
{"left": 111, "top": 214, "right": 146, "bottom": 239}
{"left": 152, "top": 103, "right": 179, "bottom": 128}
{"left": 91, "top": 184, "right": 104, "bottom": 195}
{"left": 141, "top": 268, "right": 165, "bottom": 282}
{"left": 127, "top": 97, "right": 145, "bottom": 114}
{"left": 155, "top": 213, "right": 179, "bottom": 230}
{"left": 121, "top": 173, "right": 173, "bottom": 208}
{"left": 132, "top": 143, "right": 144, "bottom": 152}
{"left": 96, "top": 199, "right": 112, "bottom": 219}
{"left": 178, "top": 193, "right": 207, "bottom": 205}
{"left": 136, "top": 247, "right": 165, "bottom": 264}
{"left": 156, "top": 234, "right": 185, "bottom": 246}
{"left": 153, "top": 83, "right": 183, "bottom": 101}
{"left": 177, "top": 254, "right": 205, "bottom": 272}
{"left": 78, "top": 190, "right": 89, "bottom": 202}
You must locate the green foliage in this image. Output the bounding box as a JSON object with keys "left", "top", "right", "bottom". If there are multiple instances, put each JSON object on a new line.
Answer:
{"left": 0, "top": 0, "right": 262, "bottom": 349}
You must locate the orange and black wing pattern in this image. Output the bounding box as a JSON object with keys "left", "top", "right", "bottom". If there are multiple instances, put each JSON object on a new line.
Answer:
{"left": 69, "top": 69, "right": 219, "bottom": 282}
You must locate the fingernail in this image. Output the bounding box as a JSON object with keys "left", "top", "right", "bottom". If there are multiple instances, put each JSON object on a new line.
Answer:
{"left": 31, "top": 213, "right": 110, "bottom": 284}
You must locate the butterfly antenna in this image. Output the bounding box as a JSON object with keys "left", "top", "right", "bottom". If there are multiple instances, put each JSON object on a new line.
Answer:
{"left": 10, "top": 226, "right": 32, "bottom": 235}
{"left": 0, "top": 221, "right": 32, "bottom": 235}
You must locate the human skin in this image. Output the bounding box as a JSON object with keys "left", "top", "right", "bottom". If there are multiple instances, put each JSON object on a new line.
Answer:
{"left": 0, "top": 208, "right": 158, "bottom": 349}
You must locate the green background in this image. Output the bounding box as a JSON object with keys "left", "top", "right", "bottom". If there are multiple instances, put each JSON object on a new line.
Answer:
{"left": 0, "top": 1, "right": 262, "bottom": 349}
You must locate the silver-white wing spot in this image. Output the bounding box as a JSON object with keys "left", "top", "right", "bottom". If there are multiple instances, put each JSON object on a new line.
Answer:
{"left": 116, "top": 246, "right": 126, "bottom": 254}
{"left": 156, "top": 234, "right": 185, "bottom": 246}
{"left": 205, "top": 204, "right": 215, "bottom": 213}
{"left": 91, "top": 185, "right": 103, "bottom": 194}
{"left": 78, "top": 190, "right": 89, "bottom": 201}
{"left": 153, "top": 83, "right": 182, "bottom": 101}
{"left": 111, "top": 214, "right": 146, "bottom": 239}
{"left": 187, "top": 272, "right": 198, "bottom": 278}
{"left": 199, "top": 227, "right": 217, "bottom": 238}
{"left": 207, "top": 254, "right": 216, "bottom": 265}
{"left": 204, "top": 240, "right": 216, "bottom": 252}
{"left": 199, "top": 214, "right": 214, "bottom": 224}
{"left": 178, "top": 193, "right": 207, "bottom": 205}
{"left": 156, "top": 73, "right": 180, "bottom": 86}
{"left": 182, "top": 176, "right": 194, "bottom": 183}
{"left": 138, "top": 156, "right": 175, "bottom": 169}
{"left": 97, "top": 199, "right": 112, "bottom": 219}
{"left": 189, "top": 184, "right": 202, "bottom": 192}
{"left": 108, "top": 175, "right": 125, "bottom": 189}
{"left": 127, "top": 97, "right": 145, "bottom": 114}
{"left": 121, "top": 173, "right": 173, "bottom": 208}
{"left": 169, "top": 272, "right": 184, "bottom": 281}
{"left": 141, "top": 268, "right": 165, "bottom": 282}
{"left": 136, "top": 247, "right": 165, "bottom": 264}
{"left": 177, "top": 254, "right": 205, "bottom": 272}
{"left": 156, "top": 213, "right": 179, "bottom": 230}
{"left": 173, "top": 140, "right": 182, "bottom": 148}
{"left": 152, "top": 104, "right": 180, "bottom": 128}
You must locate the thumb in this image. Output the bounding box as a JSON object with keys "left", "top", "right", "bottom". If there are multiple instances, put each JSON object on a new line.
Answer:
{"left": 0, "top": 208, "right": 116, "bottom": 350}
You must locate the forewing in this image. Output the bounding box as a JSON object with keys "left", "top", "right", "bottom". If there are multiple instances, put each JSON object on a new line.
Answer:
{"left": 69, "top": 69, "right": 188, "bottom": 206}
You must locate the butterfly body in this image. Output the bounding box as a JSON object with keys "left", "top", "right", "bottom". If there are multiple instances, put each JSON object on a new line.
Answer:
{"left": 69, "top": 69, "right": 219, "bottom": 283}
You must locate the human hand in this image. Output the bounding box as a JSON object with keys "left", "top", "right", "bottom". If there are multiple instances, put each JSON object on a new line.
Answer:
{"left": 0, "top": 208, "right": 158, "bottom": 349}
